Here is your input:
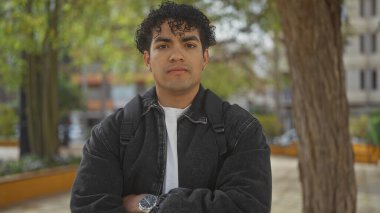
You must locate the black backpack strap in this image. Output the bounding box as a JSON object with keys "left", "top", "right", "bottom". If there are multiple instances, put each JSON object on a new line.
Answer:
{"left": 119, "top": 95, "right": 142, "bottom": 162}
{"left": 204, "top": 90, "right": 228, "bottom": 158}
{"left": 204, "top": 89, "right": 231, "bottom": 189}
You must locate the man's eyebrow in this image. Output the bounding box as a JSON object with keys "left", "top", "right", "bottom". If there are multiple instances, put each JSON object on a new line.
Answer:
{"left": 181, "top": 35, "right": 200, "bottom": 42}
{"left": 153, "top": 36, "right": 172, "bottom": 43}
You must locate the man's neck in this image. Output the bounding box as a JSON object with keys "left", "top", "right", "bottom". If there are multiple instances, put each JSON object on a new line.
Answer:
{"left": 156, "top": 85, "right": 199, "bottom": 109}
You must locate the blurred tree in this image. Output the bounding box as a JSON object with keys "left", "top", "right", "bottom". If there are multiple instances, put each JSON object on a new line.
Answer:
{"left": 25, "top": 0, "right": 60, "bottom": 160}
{"left": 1, "top": 0, "right": 165, "bottom": 159}
{"left": 1, "top": 0, "right": 62, "bottom": 160}
{"left": 204, "top": 0, "right": 291, "bottom": 122}
{"left": 276, "top": 0, "right": 356, "bottom": 212}
{"left": 202, "top": 61, "right": 250, "bottom": 99}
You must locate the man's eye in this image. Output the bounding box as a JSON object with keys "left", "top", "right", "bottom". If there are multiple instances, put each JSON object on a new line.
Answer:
{"left": 157, "top": 44, "right": 168, "bottom": 49}
{"left": 186, "top": 43, "right": 196, "bottom": 48}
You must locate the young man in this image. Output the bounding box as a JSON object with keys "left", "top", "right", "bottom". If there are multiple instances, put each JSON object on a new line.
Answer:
{"left": 71, "top": 2, "right": 271, "bottom": 213}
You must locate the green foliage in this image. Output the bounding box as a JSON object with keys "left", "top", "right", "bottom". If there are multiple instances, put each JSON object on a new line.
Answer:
{"left": 202, "top": 61, "right": 250, "bottom": 99}
{"left": 0, "top": 1, "right": 25, "bottom": 92}
{"left": 60, "top": 0, "right": 163, "bottom": 72}
{"left": 0, "top": 0, "right": 275, "bottom": 96}
{"left": 258, "top": 0, "right": 281, "bottom": 33}
{"left": 0, "top": 104, "right": 18, "bottom": 138}
{"left": 255, "top": 113, "right": 283, "bottom": 137}
{"left": 0, "top": 155, "right": 45, "bottom": 176}
{"left": 349, "top": 113, "right": 380, "bottom": 145}
{"left": 368, "top": 109, "right": 380, "bottom": 146}
{"left": 349, "top": 115, "right": 370, "bottom": 139}
{"left": 216, "top": 0, "right": 281, "bottom": 33}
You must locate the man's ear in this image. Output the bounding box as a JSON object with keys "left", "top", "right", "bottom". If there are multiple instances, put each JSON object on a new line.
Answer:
{"left": 202, "top": 49, "right": 209, "bottom": 70}
{"left": 143, "top": 50, "right": 150, "bottom": 69}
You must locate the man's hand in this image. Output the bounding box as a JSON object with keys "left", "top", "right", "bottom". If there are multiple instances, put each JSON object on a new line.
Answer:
{"left": 123, "top": 194, "right": 147, "bottom": 213}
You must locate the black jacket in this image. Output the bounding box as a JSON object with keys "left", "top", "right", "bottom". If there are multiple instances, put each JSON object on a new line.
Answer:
{"left": 70, "top": 86, "right": 272, "bottom": 213}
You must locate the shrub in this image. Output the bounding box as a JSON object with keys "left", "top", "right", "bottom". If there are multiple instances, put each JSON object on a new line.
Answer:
{"left": 369, "top": 109, "right": 380, "bottom": 146}
{"left": 0, "top": 105, "right": 18, "bottom": 139}
{"left": 255, "top": 114, "right": 283, "bottom": 138}
{"left": 349, "top": 115, "right": 369, "bottom": 139}
{"left": 349, "top": 113, "right": 380, "bottom": 145}
{"left": 0, "top": 154, "right": 81, "bottom": 177}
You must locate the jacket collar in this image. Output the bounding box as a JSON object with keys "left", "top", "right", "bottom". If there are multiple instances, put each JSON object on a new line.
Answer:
{"left": 141, "top": 85, "right": 208, "bottom": 124}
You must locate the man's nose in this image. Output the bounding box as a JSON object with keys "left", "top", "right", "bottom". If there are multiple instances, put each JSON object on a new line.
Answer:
{"left": 169, "top": 47, "right": 184, "bottom": 62}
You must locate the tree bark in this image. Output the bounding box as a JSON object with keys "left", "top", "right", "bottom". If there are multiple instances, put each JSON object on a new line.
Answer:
{"left": 275, "top": 0, "right": 357, "bottom": 212}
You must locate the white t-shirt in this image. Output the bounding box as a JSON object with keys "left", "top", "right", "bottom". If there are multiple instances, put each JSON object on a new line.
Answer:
{"left": 161, "top": 105, "right": 190, "bottom": 194}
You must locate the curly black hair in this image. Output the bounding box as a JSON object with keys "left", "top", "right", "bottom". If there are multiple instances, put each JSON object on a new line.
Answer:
{"left": 135, "top": 1, "right": 216, "bottom": 54}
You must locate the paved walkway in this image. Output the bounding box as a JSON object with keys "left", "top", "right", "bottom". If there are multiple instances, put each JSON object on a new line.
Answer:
{"left": 0, "top": 148, "right": 379, "bottom": 212}
{"left": 0, "top": 147, "right": 18, "bottom": 161}
{"left": 271, "top": 156, "right": 380, "bottom": 213}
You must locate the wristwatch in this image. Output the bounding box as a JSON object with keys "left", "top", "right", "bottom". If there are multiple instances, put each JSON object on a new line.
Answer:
{"left": 138, "top": 194, "right": 158, "bottom": 213}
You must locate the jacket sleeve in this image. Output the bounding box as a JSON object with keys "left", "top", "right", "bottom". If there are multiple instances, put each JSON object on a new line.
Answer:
{"left": 155, "top": 117, "right": 272, "bottom": 213}
{"left": 70, "top": 110, "right": 126, "bottom": 213}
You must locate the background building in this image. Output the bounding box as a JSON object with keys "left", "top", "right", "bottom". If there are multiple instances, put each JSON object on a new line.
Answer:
{"left": 344, "top": 0, "right": 380, "bottom": 114}
{"left": 70, "top": 63, "right": 152, "bottom": 138}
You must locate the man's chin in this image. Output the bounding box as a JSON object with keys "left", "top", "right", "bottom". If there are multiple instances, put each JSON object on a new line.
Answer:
{"left": 160, "top": 81, "right": 198, "bottom": 93}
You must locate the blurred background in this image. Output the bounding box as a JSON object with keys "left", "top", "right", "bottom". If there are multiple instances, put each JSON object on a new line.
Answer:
{"left": 0, "top": 0, "right": 379, "bottom": 212}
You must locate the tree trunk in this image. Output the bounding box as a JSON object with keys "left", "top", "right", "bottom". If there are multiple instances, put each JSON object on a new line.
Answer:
{"left": 24, "top": 0, "right": 60, "bottom": 160}
{"left": 19, "top": 88, "right": 31, "bottom": 157}
{"left": 275, "top": 1, "right": 357, "bottom": 212}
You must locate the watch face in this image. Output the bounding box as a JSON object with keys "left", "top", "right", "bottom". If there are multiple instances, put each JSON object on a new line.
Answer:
{"left": 139, "top": 194, "right": 157, "bottom": 211}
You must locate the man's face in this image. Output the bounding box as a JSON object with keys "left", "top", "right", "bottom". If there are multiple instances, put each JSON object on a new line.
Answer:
{"left": 144, "top": 21, "right": 209, "bottom": 95}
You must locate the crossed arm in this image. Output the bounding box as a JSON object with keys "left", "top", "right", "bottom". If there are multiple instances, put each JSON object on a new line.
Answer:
{"left": 70, "top": 120, "right": 271, "bottom": 213}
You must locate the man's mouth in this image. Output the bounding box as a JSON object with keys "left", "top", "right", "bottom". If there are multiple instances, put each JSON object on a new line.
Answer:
{"left": 167, "top": 66, "right": 189, "bottom": 74}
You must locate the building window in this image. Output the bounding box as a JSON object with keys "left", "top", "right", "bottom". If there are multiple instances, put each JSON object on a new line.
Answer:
{"left": 372, "top": 0, "right": 377, "bottom": 16}
{"left": 360, "top": 33, "right": 377, "bottom": 54}
{"left": 360, "top": 69, "right": 378, "bottom": 90}
{"left": 372, "top": 33, "right": 377, "bottom": 53}
{"left": 372, "top": 69, "right": 378, "bottom": 90}
{"left": 360, "top": 34, "right": 365, "bottom": 53}
{"left": 360, "top": 70, "right": 366, "bottom": 90}
{"left": 360, "top": 0, "right": 378, "bottom": 17}
{"left": 360, "top": 0, "right": 365, "bottom": 17}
